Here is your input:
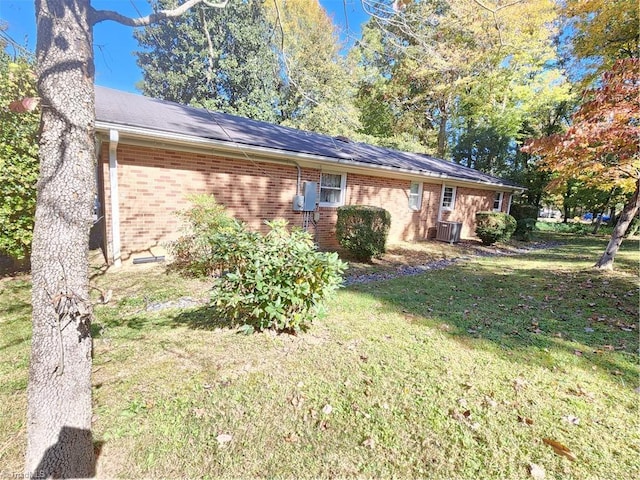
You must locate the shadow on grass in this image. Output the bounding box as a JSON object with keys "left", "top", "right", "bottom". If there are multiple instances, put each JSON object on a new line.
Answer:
{"left": 171, "top": 306, "right": 239, "bottom": 331}
{"left": 347, "top": 252, "right": 639, "bottom": 386}
{"left": 91, "top": 305, "right": 240, "bottom": 337}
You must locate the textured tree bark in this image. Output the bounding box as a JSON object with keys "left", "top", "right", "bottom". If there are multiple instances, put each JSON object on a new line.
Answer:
{"left": 26, "top": 0, "right": 96, "bottom": 476}
{"left": 436, "top": 101, "right": 448, "bottom": 159}
{"left": 595, "top": 179, "right": 639, "bottom": 270}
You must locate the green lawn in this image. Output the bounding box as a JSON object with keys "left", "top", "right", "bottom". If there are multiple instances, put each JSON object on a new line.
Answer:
{"left": 1, "top": 233, "right": 638, "bottom": 479}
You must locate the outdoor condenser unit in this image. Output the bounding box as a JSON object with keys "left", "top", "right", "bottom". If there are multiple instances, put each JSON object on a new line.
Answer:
{"left": 436, "top": 221, "right": 462, "bottom": 244}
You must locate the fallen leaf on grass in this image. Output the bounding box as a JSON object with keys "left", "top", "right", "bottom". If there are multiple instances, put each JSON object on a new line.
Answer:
{"left": 483, "top": 395, "right": 498, "bottom": 408}
{"left": 362, "top": 437, "right": 376, "bottom": 448}
{"left": 216, "top": 433, "right": 233, "bottom": 445}
{"left": 518, "top": 415, "right": 534, "bottom": 425}
{"left": 513, "top": 378, "right": 528, "bottom": 392}
{"left": 568, "top": 385, "right": 594, "bottom": 401}
{"left": 192, "top": 407, "right": 207, "bottom": 419}
{"left": 289, "top": 394, "right": 305, "bottom": 409}
{"left": 542, "top": 438, "right": 577, "bottom": 461}
{"left": 529, "top": 462, "right": 546, "bottom": 479}
{"left": 562, "top": 415, "right": 580, "bottom": 425}
{"left": 284, "top": 432, "right": 299, "bottom": 443}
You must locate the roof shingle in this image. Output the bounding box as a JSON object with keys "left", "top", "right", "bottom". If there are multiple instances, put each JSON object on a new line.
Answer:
{"left": 95, "top": 85, "right": 522, "bottom": 189}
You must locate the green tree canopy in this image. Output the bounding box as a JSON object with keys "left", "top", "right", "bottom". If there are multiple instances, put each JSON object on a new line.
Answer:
{"left": 352, "top": 0, "right": 572, "bottom": 179}
{"left": 135, "top": 0, "right": 281, "bottom": 122}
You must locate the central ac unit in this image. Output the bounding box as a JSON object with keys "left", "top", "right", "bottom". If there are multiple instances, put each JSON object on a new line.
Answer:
{"left": 436, "top": 221, "right": 462, "bottom": 244}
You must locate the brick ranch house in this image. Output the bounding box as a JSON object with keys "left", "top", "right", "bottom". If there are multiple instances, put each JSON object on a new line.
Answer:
{"left": 93, "top": 86, "right": 524, "bottom": 265}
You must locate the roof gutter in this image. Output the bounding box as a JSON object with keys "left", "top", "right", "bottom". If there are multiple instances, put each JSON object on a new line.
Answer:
{"left": 95, "top": 121, "right": 525, "bottom": 193}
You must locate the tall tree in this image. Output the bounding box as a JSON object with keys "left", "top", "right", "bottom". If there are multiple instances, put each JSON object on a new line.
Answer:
{"left": 354, "top": 0, "right": 569, "bottom": 168}
{"left": 561, "top": 0, "right": 639, "bottom": 83}
{"left": 523, "top": 58, "right": 639, "bottom": 269}
{"left": 25, "top": 0, "right": 224, "bottom": 475}
{"left": 269, "top": 0, "right": 361, "bottom": 136}
{"left": 136, "top": 0, "right": 281, "bottom": 122}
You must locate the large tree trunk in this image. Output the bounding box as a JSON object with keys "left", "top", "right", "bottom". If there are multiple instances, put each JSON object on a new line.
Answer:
{"left": 26, "top": 0, "right": 96, "bottom": 476}
{"left": 436, "top": 107, "right": 448, "bottom": 158}
{"left": 594, "top": 179, "right": 640, "bottom": 270}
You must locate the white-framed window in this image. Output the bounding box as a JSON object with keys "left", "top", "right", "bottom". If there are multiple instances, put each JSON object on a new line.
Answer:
{"left": 319, "top": 172, "right": 346, "bottom": 207}
{"left": 441, "top": 185, "right": 456, "bottom": 211}
{"left": 493, "top": 192, "right": 503, "bottom": 211}
{"left": 409, "top": 181, "right": 423, "bottom": 210}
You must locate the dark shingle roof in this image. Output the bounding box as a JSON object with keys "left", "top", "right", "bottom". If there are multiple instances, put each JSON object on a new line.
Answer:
{"left": 95, "top": 86, "right": 522, "bottom": 189}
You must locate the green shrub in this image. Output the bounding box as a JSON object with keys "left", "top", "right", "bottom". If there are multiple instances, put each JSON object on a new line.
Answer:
{"left": 625, "top": 214, "right": 639, "bottom": 237}
{"left": 0, "top": 56, "right": 39, "bottom": 260}
{"left": 169, "top": 194, "right": 236, "bottom": 277}
{"left": 514, "top": 218, "right": 537, "bottom": 241}
{"left": 509, "top": 204, "right": 538, "bottom": 221}
{"left": 336, "top": 205, "right": 391, "bottom": 261}
{"left": 475, "top": 212, "right": 517, "bottom": 245}
{"left": 209, "top": 219, "right": 347, "bottom": 333}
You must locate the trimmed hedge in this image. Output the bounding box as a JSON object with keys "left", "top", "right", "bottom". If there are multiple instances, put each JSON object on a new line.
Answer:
{"left": 336, "top": 205, "right": 391, "bottom": 261}
{"left": 475, "top": 212, "right": 517, "bottom": 245}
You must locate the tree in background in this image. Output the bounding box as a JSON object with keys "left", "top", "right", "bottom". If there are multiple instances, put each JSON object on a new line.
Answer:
{"left": 523, "top": 58, "right": 639, "bottom": 269}
{"left": 268, "top": 0, "right": 361, "bottom": 136}
{"left": 136, "top": 0, "right": 360, "bottom": 136}
{"left": 136, "top": 0, "right": 281, "bottom": 122}
{"left": 561, "top": 0, "right": 639, "bottom": 84}
{"left": 0, "top": 47, "right": 38, "bottom": 261}
{"left": 353, "top": 0, "right": 572, "bottom": 180}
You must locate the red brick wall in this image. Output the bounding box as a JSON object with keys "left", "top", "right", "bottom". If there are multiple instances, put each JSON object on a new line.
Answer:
{"left": 99, "top": 143, "right": 513, "bottom": 260}
{"left": 439, "top": 187, "right": 513, "bottom": 238}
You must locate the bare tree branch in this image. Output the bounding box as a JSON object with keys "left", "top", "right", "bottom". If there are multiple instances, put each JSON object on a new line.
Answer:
{"left": 470, "top": 0, "right": 524, "bottom": 48}
{"left": 90, "top": 0, "right": 229, "bottom": 27}
{"left": 471, "top": 0, "right": 524, "bottom": 13}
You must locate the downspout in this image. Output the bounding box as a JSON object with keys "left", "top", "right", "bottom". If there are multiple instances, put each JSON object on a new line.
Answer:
{"left": 294, "top": 161, "right": 301, "bottom": 195}
{"left": 109, "top": 129, "right": 122, "bottom": 267}
{"left": 437, "top": 184, "right": 446, "bottom": 223}
{"left": 507, "top": 191, "right": 514, "bottom": 214}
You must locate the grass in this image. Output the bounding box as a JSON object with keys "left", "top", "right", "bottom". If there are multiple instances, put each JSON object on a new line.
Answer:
{"left": 0, "top": 232, "right": 638, "bottom": 479}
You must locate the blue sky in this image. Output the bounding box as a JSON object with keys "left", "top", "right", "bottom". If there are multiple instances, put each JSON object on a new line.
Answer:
{"left": 0, "top": 0, "right": 370, "bottom": 92}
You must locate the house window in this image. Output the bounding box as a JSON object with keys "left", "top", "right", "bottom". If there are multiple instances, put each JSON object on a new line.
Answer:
{"left": 319, "top": 172, "right": 346, "bottom": 207}
{"left": 409, "top": 181, "right": 423, "bottom": 210}
{"left": 441, "top": 185, "right": 456, "bottom": 210}
{"left": 493, "top": 192, "right": 503, "bottom": 211}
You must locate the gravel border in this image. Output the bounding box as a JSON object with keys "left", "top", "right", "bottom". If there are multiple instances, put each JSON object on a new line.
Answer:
{"left": 343, "top": 241, "right": 564, "bottom": 286}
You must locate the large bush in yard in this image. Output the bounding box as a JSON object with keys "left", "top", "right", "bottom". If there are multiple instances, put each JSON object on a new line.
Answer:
{"left": 209, "top": 219, "right": 347, "bottom": 333}
{"left": 509, "top": 204, "right": 538, "bottom": 241}
{"left": 336, "top": 205, "right": 391, "bottom": 261}
{"left": 0, "top": 54, "right": 39, "bottom": 260}
{"left": 169, "top": 194, "right": 236, "bottom": 276}
{"left": 475, "top": 212, "right": 517, "bottom": 245}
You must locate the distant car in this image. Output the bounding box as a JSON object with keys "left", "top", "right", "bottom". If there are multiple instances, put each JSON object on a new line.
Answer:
{"left": 583, "top": 213, "right": 610, "bottom": 222}
{"left": 539, "top": 209, "right": 561, "bottom": 219}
